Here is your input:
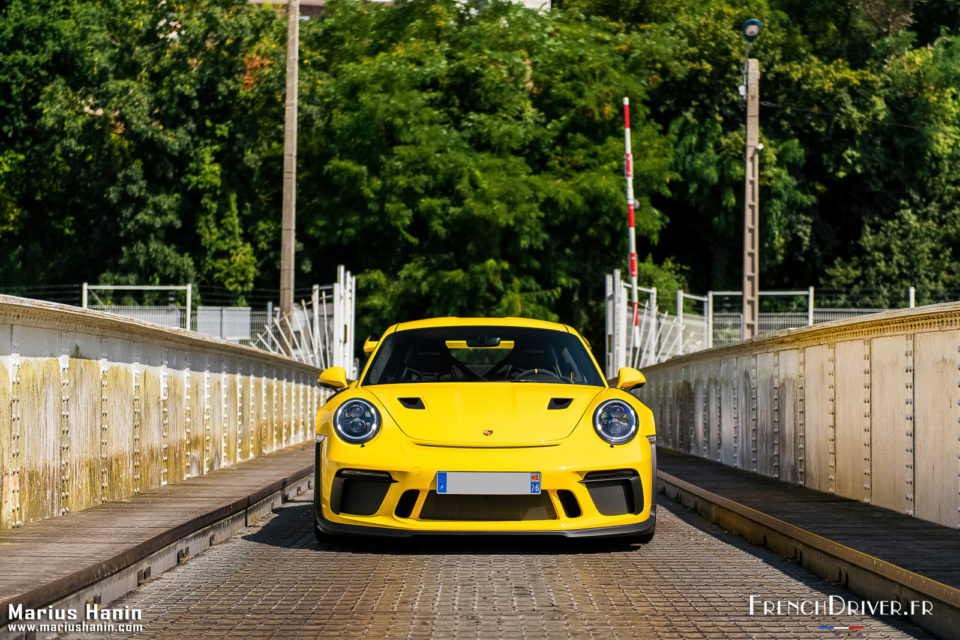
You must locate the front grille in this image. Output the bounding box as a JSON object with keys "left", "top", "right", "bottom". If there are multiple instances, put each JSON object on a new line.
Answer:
{"left": 582, "top": 469, "right": 643, "bottom": 516}
{"left": 419, "top": 492, "right": 557, "bottom": 521}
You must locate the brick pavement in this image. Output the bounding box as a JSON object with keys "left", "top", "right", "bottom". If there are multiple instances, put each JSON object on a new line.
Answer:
{"left": 0, "top": 442, "right": 314, "bottom": 627}
{"left": 658, "top": 450, "right": 960, "bottom": 590}
{"left": 58, "top": 494, "right": 934, "bottom": 640}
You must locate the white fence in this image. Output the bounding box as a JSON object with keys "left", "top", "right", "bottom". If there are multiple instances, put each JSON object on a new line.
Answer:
{"left": 605, "top": 270, "right": 707, "bottom": 375}
{"left": 89, "top": 305, "right": 187, "bottom": 329}
{"left": 604, "top": 271, "right": 921, "bottom": 376}
{"left": 198, "top": 306, "right": 253, "bottom": 341}
{"left": 81, "top": 267, "right": 357, "bottom": 377}
{"left": 255, "top": 266, "right": 358, "bottom": 378}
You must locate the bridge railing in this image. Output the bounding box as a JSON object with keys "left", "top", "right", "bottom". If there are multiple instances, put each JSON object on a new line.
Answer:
{"left": 603, "top": 271, "right": 927, "bottom": 372}
{"left": 77, "top": 266, "right": 357, "bottom": 374}
{"left": 636, "top": 302, "right": 960, "bottom": 529}
{"left": 0, "top": 295, "right": 323, "bottom": 530}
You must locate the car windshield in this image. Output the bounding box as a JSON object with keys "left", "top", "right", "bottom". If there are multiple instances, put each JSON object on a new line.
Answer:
{"left": 362, "top": 326, "right": 605, "bottom": 386}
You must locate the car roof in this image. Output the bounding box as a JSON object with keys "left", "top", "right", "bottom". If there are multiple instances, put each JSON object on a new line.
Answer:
{"left": 389, "top": 317, "right": 574, "bottom": 334}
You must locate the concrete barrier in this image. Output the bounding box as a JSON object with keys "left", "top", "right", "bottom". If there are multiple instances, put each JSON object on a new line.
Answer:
{"left": 0, "top": 295, "right": 322, "bottom": 530}
{"left": 638, "top": 302, "right": 960, "bottom": 529}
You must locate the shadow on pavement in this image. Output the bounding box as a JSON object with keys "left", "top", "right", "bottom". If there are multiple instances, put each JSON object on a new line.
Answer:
{"left": 655, "top": 492, "right": 936, "bottom": 640}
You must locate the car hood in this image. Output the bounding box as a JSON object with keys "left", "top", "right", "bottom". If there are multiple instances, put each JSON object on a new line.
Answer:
{"left": 367, "top": 383, "right": 605, "bottom": 446}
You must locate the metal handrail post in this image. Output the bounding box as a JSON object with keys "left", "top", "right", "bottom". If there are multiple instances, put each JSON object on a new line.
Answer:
{"left": 676, "top": 289, "right": 684, "bottom": 355}
{"left": 185, "top": 285, "right": 192, "bottom": 331}
{"left": 706, "top": 291, "right": 714, "bottom": 348}
{"left": 312, "top": 284, "right": 321, "bottom": 366}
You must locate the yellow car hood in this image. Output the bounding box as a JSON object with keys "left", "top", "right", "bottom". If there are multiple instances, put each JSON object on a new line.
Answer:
{"left": 367, "top": 383, "right": 604, "bottom": 446}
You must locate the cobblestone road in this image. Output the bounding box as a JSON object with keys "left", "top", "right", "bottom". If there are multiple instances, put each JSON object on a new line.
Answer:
{"left": 63, "top": 495, "right": 933, "bottom": 640}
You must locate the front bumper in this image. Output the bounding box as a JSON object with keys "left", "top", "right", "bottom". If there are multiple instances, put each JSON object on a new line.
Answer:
{"left": 313, "top": 424, "right": 657, "bottom": 537}
{"left": 315, "top": 499, "right": 656, "bottom": 538}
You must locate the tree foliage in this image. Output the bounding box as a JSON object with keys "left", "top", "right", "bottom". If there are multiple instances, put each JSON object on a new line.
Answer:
{"left": 563, "top": 0, "right": 960, "bottom": 307}
{"left": 295, "top": 0, "right": 678, "bottom": 342}
{"left": 1, "top": 0, "right": 958, "bottom": 346}
{"left": 0, "top": 0, "right": 281, "bottom": 299}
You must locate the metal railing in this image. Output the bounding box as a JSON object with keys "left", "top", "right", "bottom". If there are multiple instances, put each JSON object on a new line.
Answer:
{"left": 605, "top": 271, "right": 706, "bottom": 374}
{"left": 638, "top": 301, "right": 960, "bottom": 530}
{"left": 0, "top": 294, "right": 324, "bottom": 529}
{"left": 83, "top": 284, "right": 192, "bottom": 329}
{"left": 82, "top": 305, "right": 298, "bottom": 347}
{"left": 88, "top": 305, "right": 187, "bottom": 329}
{"left": 253, "top": 266, "right": 357, "bottom": 377}
{"left": 74, "top": 268, "right": 356, "bottom": 374}
{"left": 604, "top": 271, "right": 939, "bottom": 375}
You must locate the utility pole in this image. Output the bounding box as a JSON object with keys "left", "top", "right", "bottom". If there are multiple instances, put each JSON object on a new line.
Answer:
{"left": 740, "top": 19, "right": 762, "bottom": 340}
{"left": 742, "top": 57, "right": 759, "bottom": 339}
{"left": 280, "top": 0, "right": 299, "bottom": 324}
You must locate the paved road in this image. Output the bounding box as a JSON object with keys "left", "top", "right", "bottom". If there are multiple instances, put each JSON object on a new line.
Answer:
{"left": 62, "top": 494, "right": 932, "bottom": 640}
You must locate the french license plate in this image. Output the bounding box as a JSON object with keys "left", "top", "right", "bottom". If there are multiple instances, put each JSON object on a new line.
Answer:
{"left": 436, "top": 472, "right": 541, "bottom": 495}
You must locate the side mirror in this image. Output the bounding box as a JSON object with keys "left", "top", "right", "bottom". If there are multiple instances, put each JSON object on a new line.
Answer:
{"left": 318, "top": 366, "right": 348, "bottom": 390}
{"left": 363, "top": 337, "right": 378, "bottom": 354}
{"left": 615, "top": 367, "right": 645, "bottom": 391}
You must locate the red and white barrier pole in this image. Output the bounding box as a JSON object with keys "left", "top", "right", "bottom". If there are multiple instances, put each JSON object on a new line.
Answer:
{"left": 623, "top": 98, "right": 641, "bottom": 348}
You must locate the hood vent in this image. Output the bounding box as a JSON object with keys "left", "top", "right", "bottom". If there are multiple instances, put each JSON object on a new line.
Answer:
{"left": 398, "top": 397, "right": 425, "bottom": 409}
{"left": 547, "top": 398, "right": 573, "bottom": 410}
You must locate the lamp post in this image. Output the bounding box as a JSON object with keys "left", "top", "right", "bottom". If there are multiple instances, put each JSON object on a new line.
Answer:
{"left": 740, "top": 18, "right": 761, "bottom": 339}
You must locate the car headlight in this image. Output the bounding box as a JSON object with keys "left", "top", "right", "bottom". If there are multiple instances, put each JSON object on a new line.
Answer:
{"left": 593, "top": 399, "right": 638, "bottom": 445}
{"left": 333, "top": 399, "right": 381, "bottom": 444}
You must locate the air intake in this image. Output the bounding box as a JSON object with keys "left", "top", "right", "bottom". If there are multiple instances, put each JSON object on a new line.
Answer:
{"left": 581, "top": 469, "right": 643, "bottom": 516}
{"left": 330, "top": 469, "right": 395, "bottom": 516}
{"left": 398, "top": 397, "right": 425, "bottom": 409}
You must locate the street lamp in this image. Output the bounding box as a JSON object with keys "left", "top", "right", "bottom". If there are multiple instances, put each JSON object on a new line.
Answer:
{"left": 740, "top": 18, "right": 761, "bottom": 339}
{"left": 738, "top": 19, "right": 761, "bottom": 97}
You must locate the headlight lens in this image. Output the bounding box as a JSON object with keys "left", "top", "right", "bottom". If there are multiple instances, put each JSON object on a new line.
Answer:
{"left": 593, "top": 399, "right": 638, "bottom": 445}
{"left": 333, "top": 399, "right": 381, "bottom": 444}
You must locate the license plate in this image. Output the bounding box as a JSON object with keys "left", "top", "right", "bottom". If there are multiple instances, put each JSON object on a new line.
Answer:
{"left": 436, "top": 472, "right": 541, "bottom": 495}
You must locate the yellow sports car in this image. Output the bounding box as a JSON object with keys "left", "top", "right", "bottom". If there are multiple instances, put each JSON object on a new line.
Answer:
{"left": 313, "top": 317, "right": 656, "bottom": 540}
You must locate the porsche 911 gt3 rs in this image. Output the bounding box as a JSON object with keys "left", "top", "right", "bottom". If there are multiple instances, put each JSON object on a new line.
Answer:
{"left": 313, "top": 317, "right": 656, "bottom": 540}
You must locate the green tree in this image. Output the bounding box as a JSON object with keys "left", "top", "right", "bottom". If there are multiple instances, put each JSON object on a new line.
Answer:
{"left": 826, "top": 34, "right": 960, "bottom": 302}
{"left": 3, "top": 0, "right": 957, "bottom": 342}
{"left": 294, "top": 0, "right": 678, "bottom": 344}
{"left": 560, "top": 0, "right": 960, "bottom": 307}
{"left": 0, "top": 0, "right": 280, "bottom": 301}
